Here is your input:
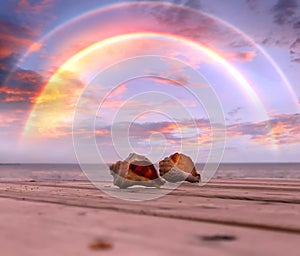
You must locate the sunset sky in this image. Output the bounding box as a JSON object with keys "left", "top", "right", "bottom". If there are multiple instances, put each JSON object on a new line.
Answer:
{"left": 0, "top": 0, "right": 299, "bottom": 163}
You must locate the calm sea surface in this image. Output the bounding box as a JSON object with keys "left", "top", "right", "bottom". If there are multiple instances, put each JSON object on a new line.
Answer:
{"left": 0, "top": 163, "right": 299, "bottom": 181}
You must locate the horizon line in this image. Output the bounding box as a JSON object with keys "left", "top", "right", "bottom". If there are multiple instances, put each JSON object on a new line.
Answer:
{"left": 1, "top": 162, "right": 300, "bottom": 165}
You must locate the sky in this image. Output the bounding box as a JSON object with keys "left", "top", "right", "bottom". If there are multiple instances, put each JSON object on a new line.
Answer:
{"left": 0, "top": 0, "right": 299, "bottom": 163}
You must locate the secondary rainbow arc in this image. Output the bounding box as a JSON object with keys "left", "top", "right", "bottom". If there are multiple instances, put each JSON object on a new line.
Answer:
{"left": 17, "top": 1, "right": 298, "bottom": 109}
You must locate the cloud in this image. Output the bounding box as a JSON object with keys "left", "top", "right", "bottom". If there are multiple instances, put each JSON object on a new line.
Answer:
{"left": 26, "top": 104, "right": 300, "bottom": 151}
{"left": 229, "top": 40, "right": 253, "bottom": 48}
{"left": 0, "top": 110, "right": 24, "bottom": 128}
{"left": 290, "top": 38, "right": 300, "bottom": 62}
{"left": 0, "top": 66, "right": 44, "bottom": 140}
{"left": 228, "top": 107, "right": 243, "bottom": 117}
{"left": 261, "top": 35, "right": 300, "bottom": 63}
{"left": 0, "top": 108, "right": 29, "bottom": 144}
{"left": 228, "top": 113, "right": 300, "bottom": 145}
{"left": 0, "top": 19, "right": 40, "bottom": 60}
{"left": 92, "top": 118, "right": 212, "bottom": 148}
{"left": 0, "top": 51, "right": 44, "bottom": 110}
{"left": 14, "top": 0, "right": 55, "bottom": 16}
{"left": 290, "top": 38, "right": 300, "bottom": 49}
{"left": 144, "top": 76, "right": 207, "bottom": 88}
{"left": 0, "top": 18, "right": 37, "bottom": 38}
{"left": 146, "top": 77, "right": 183, "bottom": 86}
{"left": 292, "top": 58, "right": 300, "bottom": 63}
{"left": 0, "top": 1, "right": 56, "bottom": 71}
{"left": 271, "top": 0, "right": 298, "bottom": 25}
{"left": 107, "top": 84, "right": 127, "bottom": 98}
{"left": 0, "top": 18, "right": 43, "bottom": 89}
{"left": 0, "top": 54, "right": 17, "bottom": 83}
{"left": 246, "top": 0, "right": 258, "bottom": 10}
{"left": 293, "top": 20, "right": 300, "bottom": 29}
{"left": 0, "top": 68, "right": 44, "bottom": 104}
{"left": 228, "top": 121, "right": 269, "bottom": 141}
{"left": 136, "top": 0, "right": 202, "bottom": 18}
{"left": 133, "top": 0, "right": 243, "bottom": 50}
{"left": 175, "top": 0, "right": 202, "bottom": 9}
{"left": 221, "top": 51, "right": 257, "bottom": 62}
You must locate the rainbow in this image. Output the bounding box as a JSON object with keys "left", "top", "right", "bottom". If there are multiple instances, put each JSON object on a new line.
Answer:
{"left": 23, "top": 32, "right": 270, "bottom": 138}
{"left": 19, "top": 1, "right": 296, "bottom": 148}
{"left": 18, "top": 1, "right": 298, "bottom": 108}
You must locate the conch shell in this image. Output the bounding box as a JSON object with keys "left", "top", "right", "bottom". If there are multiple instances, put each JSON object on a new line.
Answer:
{"left": 159, "top": 152, "right": 201, "bottom": 183}
{"left": 109, "top": 153, "right": 165, "bottom": 189}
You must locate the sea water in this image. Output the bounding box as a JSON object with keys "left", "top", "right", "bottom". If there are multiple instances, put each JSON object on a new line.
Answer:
{"left": 0, "top": 163, "right": 299, "bottom": 182}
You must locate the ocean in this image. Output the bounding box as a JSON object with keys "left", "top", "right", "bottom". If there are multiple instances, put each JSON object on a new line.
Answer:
{"left": 0, "top": 163, "right": 299, "bottom": 182}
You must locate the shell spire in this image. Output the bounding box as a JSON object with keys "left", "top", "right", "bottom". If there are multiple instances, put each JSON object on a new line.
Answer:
{"left": 159, "top": 152, "right": 201, "bottom": 183}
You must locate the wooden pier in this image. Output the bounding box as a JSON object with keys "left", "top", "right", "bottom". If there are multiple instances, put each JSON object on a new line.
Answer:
{"left": 0, "top": 178, "right": 299, "bottom": 255}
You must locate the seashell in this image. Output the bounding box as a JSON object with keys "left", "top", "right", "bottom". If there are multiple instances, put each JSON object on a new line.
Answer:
{"left": 159, "top": 152, "right": 201, "bottom": 183}
{"left": 109, "top": 153, "right": 165, "bottom": 189}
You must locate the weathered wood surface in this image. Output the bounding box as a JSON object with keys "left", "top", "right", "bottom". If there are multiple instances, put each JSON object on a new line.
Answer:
{"left": 0, "top": 178, "right": 299, "bottom": 256}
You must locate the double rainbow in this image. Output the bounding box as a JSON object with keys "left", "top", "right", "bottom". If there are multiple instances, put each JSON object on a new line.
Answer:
{"left": 19, "top": 1, "right": 298, "bottom": 146}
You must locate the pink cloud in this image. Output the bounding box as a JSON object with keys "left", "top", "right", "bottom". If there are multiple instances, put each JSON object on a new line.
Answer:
{"left": 228, "top": 113, "right": 300, "bottom": 145}
{"left": 0, "top": 32, "right": 39, "bottom": 59}
{"left": 220, "top": 51, "right": 257, "bottom": 62}
{"left": 107, "top": 84, "right": 127, "bottom": 98}
{"left": 14, "top": 0, "right": 55, "bottom": 15}
{"left": 0, "top": 19, "right": 43, "bottom": 65}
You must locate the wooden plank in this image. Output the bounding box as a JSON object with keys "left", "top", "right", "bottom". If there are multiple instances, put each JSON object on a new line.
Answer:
{"left": 0, "top": 179, "right": 300, "bottom": 234}
{"left": 0, "top": 197, "right": 300, "bottom": 256}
